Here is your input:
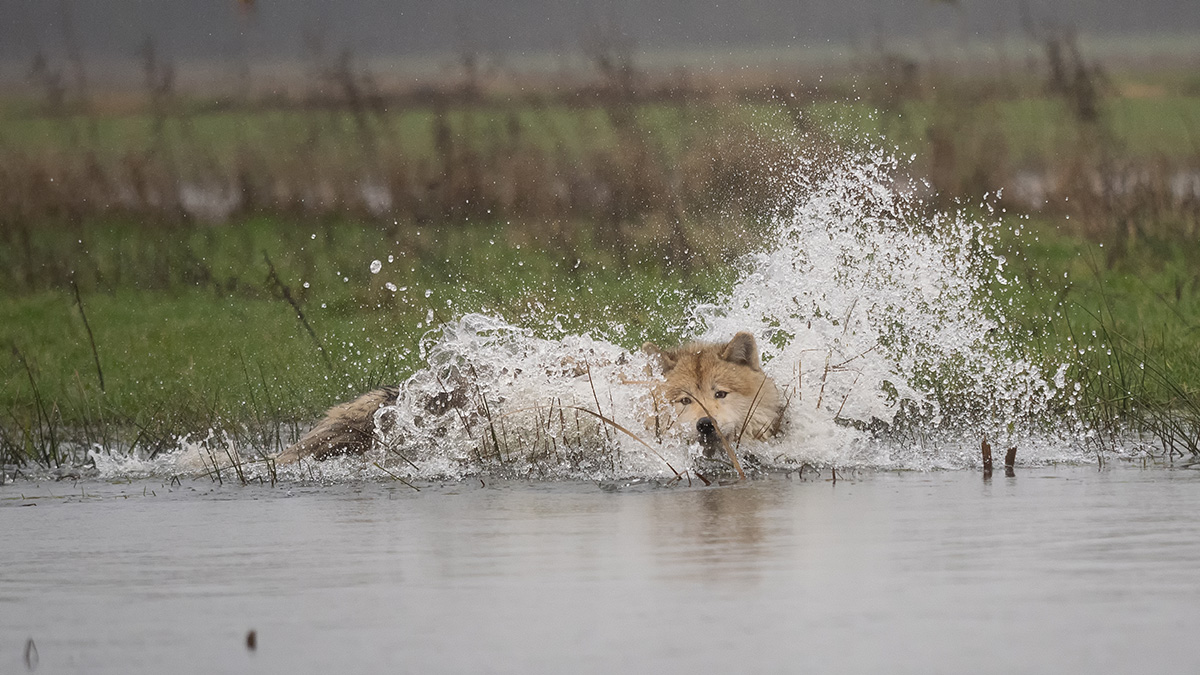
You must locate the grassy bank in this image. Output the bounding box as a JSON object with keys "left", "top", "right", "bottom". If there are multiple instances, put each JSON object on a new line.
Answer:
{"left": 4, "top": 62, "right": 1199, "bottom": 248}
{"left": 0, "top": 216, "right": 743, "bottom": 466}
{"left": 2, "top": 210, "right": 1198, "bottom": 467}
{"left": 3, "top": 45, "right": 1200, "bottom": 468}
{"left": 996, "top": 219, "right": 1200, "bottom": 457}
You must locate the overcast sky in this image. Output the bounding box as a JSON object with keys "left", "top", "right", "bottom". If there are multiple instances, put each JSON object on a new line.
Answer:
{"left": 2, "top": 0, "right": 1197, "bottom": 64}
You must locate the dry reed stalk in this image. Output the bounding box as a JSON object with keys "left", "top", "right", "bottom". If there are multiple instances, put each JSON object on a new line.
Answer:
{"left": 264, "top": 454, "right": 278, "bottom": 488}
{"left": 468, "top": 365, "right": 504, "bottom": 462}
{"left": 435, "top": 370, "right": 474, "bottom": 440}
{"left": 385, "top": 446, "right": 423, "bottom": 472}
{"left": 12, "top": 345, "right": 60, "bottom": 467}
{"left": 371, "top": 462, "right": 420, "bottom": 490}
{"left": 833, "top": 371, "right": 865, "bottom": 421}
{"left": 262, "top": 250, "right": 332, "bottom": 370}
{"left": 981, "top": 438, "right": 994, "bottom": 477}
{"left": 70, "top": 276, "right": 105, "bottom": 393}
{"left": 734, "top": 376, "right": 769, "bottom": 450}
{"left": 493, "top": 404, "right": 682, "bottom": 480}
{"left": 685, "top": 392, "right": 746, "bottom": 480}
{"left": 224, "top": 443, "right": 248, "bottom": 486}
{"left": 815, "top": 350, "right": 833, "bottom": 410}
{"left": 201, "top": 446, "right": 224, "bottom": 485}
{"left": 585, "top": 360, "right": 613, "bottom": 444}
{"left": 830, "top": 344, "right": 878, "bottom": 371}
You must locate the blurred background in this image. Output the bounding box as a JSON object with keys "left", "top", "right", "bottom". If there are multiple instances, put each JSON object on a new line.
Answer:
{"left": 2, "top": 0, "right": 1198, "bottom": 463}
{"left": 3, "top": 0, "right": 1199, "bottom": 71}
{"left": 4, "top": 0, "right": 1198, "bottom": 226}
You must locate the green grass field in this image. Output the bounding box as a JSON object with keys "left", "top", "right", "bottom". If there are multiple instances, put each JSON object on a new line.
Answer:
{"left": 4, "top": 95, "right": 1199, "bottom": 164}
{"left": 3, "top": 210, "right": 1197, "bottom": 466}
{"left": 3, "top": 61, "right": 1200, "bottom": 466}
{"left": 0, "top": 216, "right": 749, "bottom": 464}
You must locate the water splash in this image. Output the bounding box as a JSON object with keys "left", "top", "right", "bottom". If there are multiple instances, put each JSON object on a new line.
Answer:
{"left": 695, "top": 144, "right": 1077, "bottom": 469}
{"left": 351, "top": 143, "right": 1088, "bottom": 479}
{"left": 141, "top": 142, "right": 1100, "bottom": 483}
{"left": 371, "top": 314, "right": 690, "bottom": 480}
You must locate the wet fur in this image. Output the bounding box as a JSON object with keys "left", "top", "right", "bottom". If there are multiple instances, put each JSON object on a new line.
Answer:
{"left": 275, "top": 386, "right": 399, "bottom": 463}
{"left": 279, "top": 333, "right": 782, "bottom": 463}
{"left": 643, "top": 332, "right": 783, "bottom": 457}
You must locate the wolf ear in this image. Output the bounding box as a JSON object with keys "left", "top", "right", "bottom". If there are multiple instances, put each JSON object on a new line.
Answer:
{"left": 720, "top": 332, "right": 761, "bottom": 371}
{"left": 642, "top": 342, "right": 679, "bottom": 372}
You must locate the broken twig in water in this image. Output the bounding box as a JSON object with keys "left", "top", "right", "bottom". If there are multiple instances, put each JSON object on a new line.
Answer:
{"left": 24, "top": 637, "right": 38, "bottom": 670}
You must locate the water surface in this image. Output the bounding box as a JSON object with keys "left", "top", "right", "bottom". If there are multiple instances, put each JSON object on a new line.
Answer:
{"left": 3, "top": 465, "right": 1198, "bottom": 674}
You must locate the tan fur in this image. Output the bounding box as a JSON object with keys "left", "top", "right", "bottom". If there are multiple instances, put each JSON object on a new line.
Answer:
{"left": 643, "top": 332, "right": 783, "bottom": 457}
{"left": 276, "top": 386, "right": 399, "bottom": 464}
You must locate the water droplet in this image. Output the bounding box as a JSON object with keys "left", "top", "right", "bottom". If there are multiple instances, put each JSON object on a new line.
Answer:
{"left": 370, "top": 260, "right": 382, "bottom": 274}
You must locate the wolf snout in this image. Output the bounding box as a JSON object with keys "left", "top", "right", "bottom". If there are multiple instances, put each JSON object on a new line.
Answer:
{"left": 696, "top": 417, "right": 722, "bottom": 458}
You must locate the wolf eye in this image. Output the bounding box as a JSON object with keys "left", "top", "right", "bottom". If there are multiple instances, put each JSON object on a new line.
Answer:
{"left": 677, "top": 397, "right": 693, "bottom": 406}
{"left": 714, "top": 391, "right": 728, "bottom": 399}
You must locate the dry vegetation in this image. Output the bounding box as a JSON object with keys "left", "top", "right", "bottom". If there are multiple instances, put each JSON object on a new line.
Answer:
{"left": 5, "top": 31, "right": 1198, "bottom": 247}
{"left": 2, "top": 30, "right": 1200, "bottom": 470}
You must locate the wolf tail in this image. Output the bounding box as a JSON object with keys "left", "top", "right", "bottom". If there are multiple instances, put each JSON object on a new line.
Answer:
{"left": 276, "top": 386, "right": 399, "bottom": 464}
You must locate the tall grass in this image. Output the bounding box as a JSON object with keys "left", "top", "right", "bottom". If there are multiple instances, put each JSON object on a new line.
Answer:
{"left": 996, "top": 219, "right": 1200, "bottom": 460}
{"left": 4, "top": 35, "right": 1198, "bottom": 252}
{"left": 0, "top": 217, "right": 743, "bottom": 469}
{"left": 3, "top": 38, "right": 1200, "bottom": 468}
{"left": 1065, "top": 263, "right": 1200, "bottom": 459}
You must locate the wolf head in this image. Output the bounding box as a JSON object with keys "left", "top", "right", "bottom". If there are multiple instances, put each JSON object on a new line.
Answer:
{"left": 643, "top": 332, "right": 783, "bottom": 458}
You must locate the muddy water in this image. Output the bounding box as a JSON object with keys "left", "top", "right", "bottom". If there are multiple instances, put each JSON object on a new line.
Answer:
{"left": 3, "top": 466, "right": 1199, "bottom": 674}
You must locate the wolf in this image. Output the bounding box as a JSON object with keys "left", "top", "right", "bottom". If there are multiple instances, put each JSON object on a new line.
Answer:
{"left": 642, "top": 332, "right": 783, "bottom": 458}
{"left": 277, "top": 332, "right": 783, "bottom": 464}
{"left": 272, "top": 386, "right": 401, "bottom": 464}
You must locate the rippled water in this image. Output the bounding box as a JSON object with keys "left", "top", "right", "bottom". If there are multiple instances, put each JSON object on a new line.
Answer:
{"left": 4, "top": 465, "right": 1199, "bottom": 674}
{"left": 11, "top": 135, "right": 1187, "bottom": 672}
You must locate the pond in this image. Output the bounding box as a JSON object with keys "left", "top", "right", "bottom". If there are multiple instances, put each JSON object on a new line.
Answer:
{"left": 4, "top": 464, "right": 1198, "bottom": 674}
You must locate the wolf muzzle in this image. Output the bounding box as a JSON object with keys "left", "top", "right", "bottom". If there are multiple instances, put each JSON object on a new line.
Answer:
{"left": 696, "top": 417, "right": 722, "bottom": 458}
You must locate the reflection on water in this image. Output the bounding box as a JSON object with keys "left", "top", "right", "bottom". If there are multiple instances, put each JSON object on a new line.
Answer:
{"left": 3, "top": 466, "right": 1200, "bottom": 674}
{"left": 649, "top": 485, "right": 779, "bottom": 582}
